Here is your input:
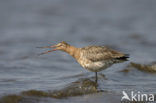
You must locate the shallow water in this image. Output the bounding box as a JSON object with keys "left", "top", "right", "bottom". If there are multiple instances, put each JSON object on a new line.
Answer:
{"left": 0, "top": 0, "right": 156, "bottom": 103}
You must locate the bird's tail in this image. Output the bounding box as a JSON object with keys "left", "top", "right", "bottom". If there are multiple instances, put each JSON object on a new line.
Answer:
{"left": 116, "top": 54, "right": 129, "bottom": 61}
{"left": 116, "top": 54, "right": 129, "bottom": 62}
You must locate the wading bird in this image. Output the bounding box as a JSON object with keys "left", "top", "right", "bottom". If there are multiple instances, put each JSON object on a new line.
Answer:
{"left": 38, "top": 41, "right": 129, "bottom": 83}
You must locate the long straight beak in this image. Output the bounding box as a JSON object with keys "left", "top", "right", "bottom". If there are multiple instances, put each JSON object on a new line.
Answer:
{"left": 37, "top": 45, "right": 57, "bottom": 56}
{"left": 36, "top": 45, "right": 56, "bottom": 48}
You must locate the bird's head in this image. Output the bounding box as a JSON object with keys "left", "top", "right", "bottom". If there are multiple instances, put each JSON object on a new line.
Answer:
{"left": 38, "top": 41, "right": 69, "bottom": 55}
{"left": 53, "top": 41, "right": 69, "bottom": 51}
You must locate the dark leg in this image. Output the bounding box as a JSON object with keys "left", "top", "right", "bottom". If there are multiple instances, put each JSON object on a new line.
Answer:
{"left": 95, "top": 72, "right": 98, "bottom": 83}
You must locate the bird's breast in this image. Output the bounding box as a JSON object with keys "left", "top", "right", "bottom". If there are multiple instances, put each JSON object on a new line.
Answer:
{"left": 77, "top": 57, "right": 114, "bottom": 72}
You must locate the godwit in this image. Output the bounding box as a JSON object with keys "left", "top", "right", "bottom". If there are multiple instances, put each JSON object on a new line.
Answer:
{"left": 38, "top": 41, "right": 129, "bottom": 82}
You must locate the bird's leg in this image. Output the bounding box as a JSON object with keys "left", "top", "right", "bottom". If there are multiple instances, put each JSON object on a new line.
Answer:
{"left": 95, "top": 72, "right": 98, "bottom": 83}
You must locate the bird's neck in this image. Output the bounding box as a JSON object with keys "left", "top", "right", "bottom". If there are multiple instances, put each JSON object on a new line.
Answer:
{"left": 65, "top": 45, "right": 80, "bottom": 60}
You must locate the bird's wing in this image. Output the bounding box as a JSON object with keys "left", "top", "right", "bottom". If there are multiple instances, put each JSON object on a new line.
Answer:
{"left": 81, "top": 46, "right": 127, "bottom": 62}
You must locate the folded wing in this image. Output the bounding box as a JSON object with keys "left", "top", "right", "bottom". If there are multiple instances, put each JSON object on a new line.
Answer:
{"left": 81, "top": 46, "right": 129, "bottom": 62}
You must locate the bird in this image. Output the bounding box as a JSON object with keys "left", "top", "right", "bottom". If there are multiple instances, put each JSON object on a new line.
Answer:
{"left": 38, "top": 41, "right": 129, "bottom": 83}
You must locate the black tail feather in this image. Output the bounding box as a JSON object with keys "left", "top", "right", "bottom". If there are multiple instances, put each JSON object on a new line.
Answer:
{"left": 116, "top": 54, "right": 129, "bottom": 61}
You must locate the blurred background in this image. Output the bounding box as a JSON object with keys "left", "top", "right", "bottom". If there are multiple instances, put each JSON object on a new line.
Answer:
{"left": 0, "top": 0, "right": 156, "bottom": 103}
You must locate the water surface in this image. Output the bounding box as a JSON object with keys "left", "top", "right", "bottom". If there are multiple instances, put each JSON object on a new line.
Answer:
{"left": 0, "top": 0, "right": 156, "bottom": 103}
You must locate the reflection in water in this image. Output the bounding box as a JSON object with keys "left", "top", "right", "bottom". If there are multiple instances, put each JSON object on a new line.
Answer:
{"left": 0, "top": 78, "right": 102, "bottom": 103}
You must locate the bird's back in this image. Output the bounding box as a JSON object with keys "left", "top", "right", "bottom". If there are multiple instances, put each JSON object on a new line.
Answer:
{"left": 77, "top": 46, "right": 129, "bottom": 72}
{"left": 80, "top": 45, "right": 129, "bottom": 62}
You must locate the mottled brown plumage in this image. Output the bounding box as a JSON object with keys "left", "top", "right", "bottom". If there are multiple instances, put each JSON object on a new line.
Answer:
{"left": 80, "top": 46, "right": 127, "bottom": 62}
{"left": 38, "top": 41, "right": 129, "bottom": 82}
